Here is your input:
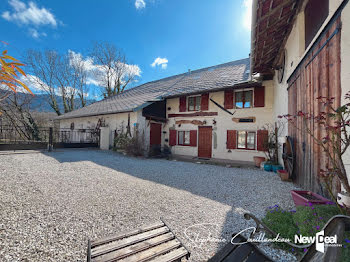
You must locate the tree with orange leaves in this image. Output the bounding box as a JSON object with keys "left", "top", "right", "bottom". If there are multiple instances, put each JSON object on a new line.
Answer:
{"left": 0, "top": 47, "right": 32, "bottom": 101}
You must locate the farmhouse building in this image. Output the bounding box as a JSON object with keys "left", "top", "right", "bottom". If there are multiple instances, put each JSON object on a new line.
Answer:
{"left": 58, "top": 58, "right": 272, "bottom": 162}
{"left": 250, "top": 0, "right": 350, "bottom": 193}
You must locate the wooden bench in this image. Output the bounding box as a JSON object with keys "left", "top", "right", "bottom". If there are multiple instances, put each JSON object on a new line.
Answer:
{"left": 87, "top": 219, "right": 190, "bottom": 262}
{"left": 209, "top": 213, "right": 350, "bottom": 262}
{"left": 208, "top": 234, "right": 273, "bottom": 262}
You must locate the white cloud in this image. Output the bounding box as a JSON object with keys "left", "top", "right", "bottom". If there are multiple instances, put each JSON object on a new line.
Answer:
{"left": 68, "top": 50, "right": 141, "bottom": 87}
{"left": 242, "top": 0, "right": 252, "bottom": 31}
{"left": 19, "top": 74, "right": 49, "bottom": 93}
{"left": 28, "top": 28, "right": 46, "bottom": 39}
{"left": 135, "top": 0, "right": 146, "bottom": 9}
{"left": 2, "top": 0, "right": 58, "bottom": 27}
{"left": 151, "top": 57, "right": 168, "bottom": 69}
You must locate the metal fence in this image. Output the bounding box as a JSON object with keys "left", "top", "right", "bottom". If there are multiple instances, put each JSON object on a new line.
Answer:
{"left": 0, "top": 126, "right": 100, "bottom": 150}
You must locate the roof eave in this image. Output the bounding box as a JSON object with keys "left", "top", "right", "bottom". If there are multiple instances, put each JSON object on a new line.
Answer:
{"left": 164, "top": 81, "right": 261, "bottom": 99}
{"left": 250, "top": 0, "right": 259, "bottom": 76}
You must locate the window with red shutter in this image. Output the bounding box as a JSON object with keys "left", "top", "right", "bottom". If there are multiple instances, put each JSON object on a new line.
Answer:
{"left": 254, "top": 86, "right": 265, "bottom": 107}
{"left": 169, "top": 130, "right": 177, "bottom": 146}
{"left": 257, "top": 130, "right": 268, "bottom": 151}
{"left": 201, "top": 93, "right": 209, "bottom": 111}
{"left": 227, "top": 130, "right": 237, "bottom": 149}
{"left": 190, "top": 130, "right": 197, "bottom": 147}
{"left": 224, "top": 90, "right": 234, "bottom": 109}
{"left": 179, "top": 96, "right": 187, "bottom": 112}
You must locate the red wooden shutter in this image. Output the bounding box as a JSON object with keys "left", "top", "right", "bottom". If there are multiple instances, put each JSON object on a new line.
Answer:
{"left": 226, "top": 130, "right": 237, "bottom": 149}
{"left": 257, "top": 130, "right": 268, "bottom": 151}
{"left": 190, "top": 130, "right": 197, "bottom": 147}
{"left": 224, "top": 90, "right": 234, "bottom": 109}
{"left": 169, "top": 130, "right": 177, "bottom": 146}
{"left": 254, "top": 86, "right": 265, "bottom": 107}
{"left": 179, "top": 96, "right": 187, "bottom": 112}
{"left": 201, "top": 93, "right": 209, "bottom": 111}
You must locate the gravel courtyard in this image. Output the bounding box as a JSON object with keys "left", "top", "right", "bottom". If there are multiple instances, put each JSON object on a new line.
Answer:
{"left": 0, "top": 149, "right": 298, "bottom": 262}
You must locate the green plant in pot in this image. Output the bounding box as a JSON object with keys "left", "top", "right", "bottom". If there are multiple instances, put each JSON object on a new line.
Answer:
{"left": 262, "top": 122, "right": 284, "bottom": 172}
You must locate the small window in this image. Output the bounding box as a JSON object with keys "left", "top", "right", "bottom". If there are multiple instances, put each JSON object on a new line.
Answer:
{"left": 305, "top": 0, "right": 329, "bottom": 48}
{"left": 178, "top": 131, "right": 190, "bottom": 145}
{"left": 237, "top": 131, "right": 256, "bottom": 150}
{"left": 188, "top": 96, "right": 201, "bottom": 111}
{"left": 235, "top": 90, "right": 253, "bottom": 108}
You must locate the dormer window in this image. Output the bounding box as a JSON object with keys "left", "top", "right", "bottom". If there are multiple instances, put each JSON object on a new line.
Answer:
{"left": 188, "top": 96, "right": 201, "bottom": 111}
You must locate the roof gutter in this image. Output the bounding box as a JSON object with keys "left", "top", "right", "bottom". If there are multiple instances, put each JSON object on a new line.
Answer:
{"left": 250, "top": 0, "right": 258, "bottom": 76}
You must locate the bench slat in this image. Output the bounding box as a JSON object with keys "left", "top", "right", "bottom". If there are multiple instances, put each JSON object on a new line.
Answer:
{"left": 245, "top": 251, "right": 271, "bottom": 262}
{"left": 92, "top": 227, "right": 170, "bottom": 258}
{"left": 207, "top": 235, "right": 243, "bottom": 262}
{"left": 92, "top": 233, "right": 175, "bottom": 262}
{"left": 119, "top": 239, "right": 181, "bottom": 262}
{"left": 222, "top": 244, "right": 253, "bottom": 262}
{"left": 91, "top": 222, "right": 165, "bottom": 248}
{"left": 148, "top": 247, "right": 188, "bottom": 262}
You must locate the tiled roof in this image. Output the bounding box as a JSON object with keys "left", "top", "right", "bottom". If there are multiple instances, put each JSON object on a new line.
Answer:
{"left": 58, "top": 58, "right": 250, "bottom": 119}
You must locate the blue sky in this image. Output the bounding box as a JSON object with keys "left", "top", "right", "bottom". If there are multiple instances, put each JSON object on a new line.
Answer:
{"left": 0, "top": 0, "right": 252, "bottom": 94}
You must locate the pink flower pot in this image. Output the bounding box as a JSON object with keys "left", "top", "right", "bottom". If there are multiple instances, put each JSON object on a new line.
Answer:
{"left": 291, "top": 190, "right": 332, "bottom": 206}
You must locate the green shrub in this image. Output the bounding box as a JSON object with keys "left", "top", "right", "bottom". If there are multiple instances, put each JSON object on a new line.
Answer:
{"left": 262, "top": 204, "right": 350, "bottom": 261}
{"left": 262, "top": 205, "right": 298, "bottom": 250}
{"left": 293, "top": 204, "right": 339, "bottom": 237}
{"left": 114, "top": 133, "right": 131, "bottom": 150}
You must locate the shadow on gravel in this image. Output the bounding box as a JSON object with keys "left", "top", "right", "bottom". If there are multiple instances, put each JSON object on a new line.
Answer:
{"left": 43, "top": 148, "right": 294, "bottom": 258}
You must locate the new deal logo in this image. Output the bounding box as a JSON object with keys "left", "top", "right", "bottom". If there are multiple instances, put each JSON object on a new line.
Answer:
{"left": 295, "top": 230, "right": 341, "bottom": 253}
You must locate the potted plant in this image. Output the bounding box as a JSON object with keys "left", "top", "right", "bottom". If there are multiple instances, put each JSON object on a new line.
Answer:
{"left": 277, "top": 169, "right": 289, "bottom": 181}
{"left": 253, "top": 156, "right": 266, "bottom": 167}
{"left": 263, "top": 161, "right": 273, "bottom": 172}
{"left": 262, "top": 122, "right": 284, "bottom": 172}
{"left": 291, "top": 190, "right": 332, "bottom": 206}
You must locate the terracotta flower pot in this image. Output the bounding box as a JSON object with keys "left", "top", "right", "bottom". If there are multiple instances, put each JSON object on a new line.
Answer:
{"left": 253, "top": 156, "right": 266, "bottom": 167}
{"left": 277, "top": 170, "right": 289, "bottom": 181}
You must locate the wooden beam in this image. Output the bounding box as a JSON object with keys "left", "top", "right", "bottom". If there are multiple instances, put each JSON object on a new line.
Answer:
{"left": 175, "top": 120, "right": 204, "bottom": 125}
{"left": 168, "top": 112, "right": 218, "bottom": 118}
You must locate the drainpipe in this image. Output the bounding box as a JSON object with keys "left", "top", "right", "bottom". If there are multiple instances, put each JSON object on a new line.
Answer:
{"left": 250, "top": 0, "right": 258, "bottom": 77}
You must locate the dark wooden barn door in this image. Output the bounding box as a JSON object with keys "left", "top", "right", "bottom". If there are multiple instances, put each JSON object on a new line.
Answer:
{"left": 198, "top": 126, "right": 212, "bottom": 158}
{"left": 150, "top": 123, "right": 162, "bottom": 145}
{"left": 287, "top": 16, "right": 341, "bottom": 194}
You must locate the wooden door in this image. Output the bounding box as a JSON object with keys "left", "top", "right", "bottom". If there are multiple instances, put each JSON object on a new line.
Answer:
{"left": 198, "top": 126, "right": 212, "bottom": 158}
{"left": 287, "top": 16, "right": 341, "bottom": 194}
{"left": 150, "top": 123, "right": 161, "bottom": 145}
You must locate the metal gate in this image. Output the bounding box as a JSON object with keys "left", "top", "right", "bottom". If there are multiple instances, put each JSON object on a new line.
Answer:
{"left": 0, "top": 125, "right": 100, "bottom": 150}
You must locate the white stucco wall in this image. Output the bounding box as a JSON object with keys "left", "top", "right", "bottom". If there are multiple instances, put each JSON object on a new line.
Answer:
{"left": 59, "top": 111, "right": 142, "bottom": 148}
{"left": 340, "top": 2, "right": 350, "bottom": 182}
{"left": 163, "top": 86, "right": 274, "bottom": 162}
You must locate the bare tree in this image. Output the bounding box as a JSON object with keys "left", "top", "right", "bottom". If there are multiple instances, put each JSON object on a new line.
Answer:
{"left": 23, "top": 49, "right": 89, "bottom": 115}
{"left": 90, "top": 42, "right": 139, "bottom": 98}
{"left": 0, "top": 91, "right": 40, "bottom": 140}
